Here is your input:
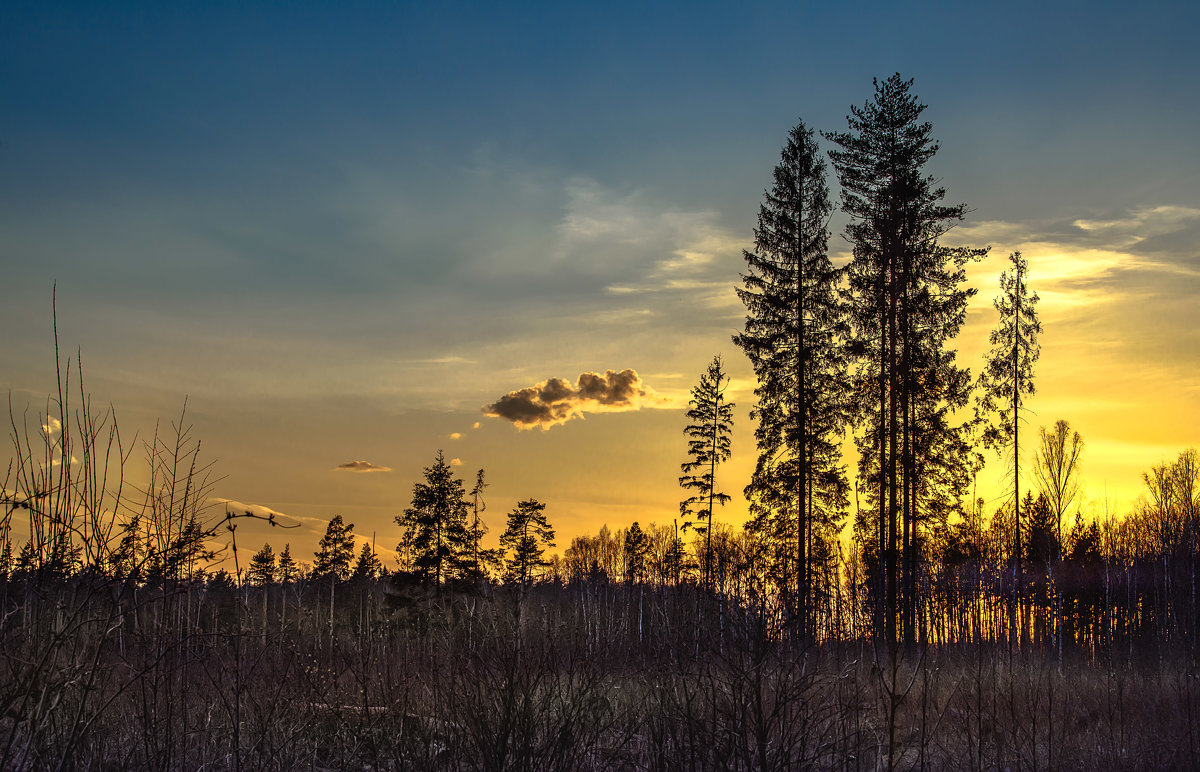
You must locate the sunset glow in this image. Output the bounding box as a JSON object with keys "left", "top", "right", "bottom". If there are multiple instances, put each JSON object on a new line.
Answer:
{"left": 2, "top": 2, "right": 1196, "bottom": 568}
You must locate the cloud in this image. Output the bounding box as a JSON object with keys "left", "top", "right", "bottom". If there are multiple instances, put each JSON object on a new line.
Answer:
{"left": 33, "top": 417, "right": 77, "bottom": 468}
{"left": 483, "top": 368, "right": 667, "bottom": 430}
{"left": 472, "top": 422, "right": 480, "bottom": 429}
{"left": 333, "top": 460, "right": 393, "bottom": 473}
{"left": 546, "top": 179, "right": 743, "bottom": 313}
{"left": 212, "top": 498, "right": 297, "bottom": 525}
{"left": 449, "top": 432, "right": 463, "bottom": 440}
{"left": 450, "top": 457, "right": 463, "bottom": 466}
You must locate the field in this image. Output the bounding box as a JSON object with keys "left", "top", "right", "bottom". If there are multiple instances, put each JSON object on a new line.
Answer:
{"left": 2, "top": 574, "right": 1197, "bottom": 770}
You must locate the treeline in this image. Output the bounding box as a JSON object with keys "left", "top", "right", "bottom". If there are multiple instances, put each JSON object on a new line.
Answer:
{"left": 544, "top": 442, "right": 1200, "bottom": 658}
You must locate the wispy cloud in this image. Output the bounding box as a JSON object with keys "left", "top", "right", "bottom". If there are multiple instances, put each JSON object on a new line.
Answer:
{"left": 333, "top": 460, "right": 393, "bottom": 473}
{"left": 397, "top": 356, "right": 477, "bottom": 365}
{"left": 213, "top": 498, "right": 297, "bottom": 525}
{"left": 955, "top": 205, "right": 1200, "bottom": 320}
{"left": 552, "top": 179, "right": 743, "bottom": 312}
{"left": 484, "top": 368, "right": 668, "bottom": 430}
{"left": 956, "top": 203, "right": 1200, "bottom": 427}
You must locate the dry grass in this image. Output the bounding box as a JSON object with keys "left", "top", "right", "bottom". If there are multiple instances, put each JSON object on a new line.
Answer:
{"left": 4, "top": 576, "right": 1197, "bottom": 770}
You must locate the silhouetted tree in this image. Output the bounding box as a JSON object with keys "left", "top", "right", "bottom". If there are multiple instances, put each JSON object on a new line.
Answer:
{"left": 276, "top": 543, "right": 298, "bottom": 583}
{"left": 500, "top": 499, "right": 556, "bottom": 586}
{"left": 247, "top": 542, "right": 277, "bottom": 586}
{"left": 734, "top": 118, "right": 849, "bottom": 637}
{"left": 1034, "top": 420, "right": 1084, "bottom": 560}
{"left": 624, "top": 521, "right": 648, "bottom": 584}
{"left": 108, "top": 515, "right": 141, "bottom": 578}
{"left": 312, "top": 514, "right": 356, "bottom": 581}
{"left": 679, "top": 355, "right": 735, "bottom": 591}
{"left": 396, "top": 450, "right": 471, "bottom": 585}
{"left": 1023, "top": 492, "right": 1056, "bottom": 569}
{"left": 826, "top": 73, "right": 985, "bottom": 645}
{"left": 465, "top": 468, "right": 498, "bottom": 581}
{"left": 350, "top": 540, "right": 382, "bottom": 581}
{"left": 979, "top": 250, "right": 1042, "bottom": 592}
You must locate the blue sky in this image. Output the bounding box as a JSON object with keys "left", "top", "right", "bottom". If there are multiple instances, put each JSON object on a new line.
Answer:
{"left": 3, "top": 1, "right": 1198, "bottom": 563}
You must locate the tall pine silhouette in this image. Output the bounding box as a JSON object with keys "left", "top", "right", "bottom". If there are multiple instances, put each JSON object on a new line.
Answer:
{"left": 826, "top": 74, "right": 985, "bottom": 645}
{"left": 735, "top": 119, "right": 849, "bottom": 639}
{"left": 679, "top": 355, "right": 735, "bottom": 591}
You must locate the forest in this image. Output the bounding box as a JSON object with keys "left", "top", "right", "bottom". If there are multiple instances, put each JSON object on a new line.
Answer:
{"left": 3, "top": 75, "right": 1198, "bottom": 770}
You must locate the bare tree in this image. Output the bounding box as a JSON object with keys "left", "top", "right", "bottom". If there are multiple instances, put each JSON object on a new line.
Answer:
{"left": 1033, "top": 420, "right": 1084, "bottom": 557}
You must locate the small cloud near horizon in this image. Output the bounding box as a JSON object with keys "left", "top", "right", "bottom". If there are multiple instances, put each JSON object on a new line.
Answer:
{"left": 483, "top": 368, "right": 666, "bottom": 430}
{"left": 334, "top": 460, "right": 393, "bottom": 473}
{"left": 449, "top": 432, "right": 463, "bottom": 440}
{"left": 450, "top": 457, "right": 463, "bottom": 466}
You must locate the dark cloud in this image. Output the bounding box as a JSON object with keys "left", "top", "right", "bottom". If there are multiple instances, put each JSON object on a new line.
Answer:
{"left": 484, "top": 369, "right": 662, "bottom": 430}
{"left": 1129, "top": 222, "right": 1200, "bottom": 263}
{"left": 334, "top": 460, "right": 393, "bottom": 473}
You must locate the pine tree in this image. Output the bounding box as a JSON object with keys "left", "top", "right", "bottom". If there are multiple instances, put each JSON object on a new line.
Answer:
{"left": 350, "top": 541, "right": 382, "bottom": 582}
{"left": 312, "top": 514, "right": 356, "bottom": 581}
{"left": 624, "top": 522, "right": 648, "bottom": 584}
{"left": 466, "top": 468, "right": 490, "bottom": 581}
{"left": 247, "top": 542, "right": 277, "bottom": 586}
{"left": 500, "top": 498, "right": 556, "bottom": 586}
{"left": 679, "top": 355, "right": 734, "bottom": 591}
{"left": 109, "top": 515, "right": 142, "bottom": 578}
{"left": 978, "top": 250, "right": 1042, "bottom": 634}
{"left": 826, "top": 73, "right": 985, "bottom": 645}
{"left": 1023, "top": 491, "right": 1056, "bottom": 569}
{"left": 734, "top": 118, "right": 849, "bottom": 637}
{"left": 276, "top": 543, "right": 298, "bottom": 583}
{"left": 396, "top": 450, "right": 470, "bottom": 585}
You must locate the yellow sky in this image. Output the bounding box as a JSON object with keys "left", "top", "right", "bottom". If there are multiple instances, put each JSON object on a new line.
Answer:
{"left": 173, "top": 208, "right": 1198, "bottom": 569}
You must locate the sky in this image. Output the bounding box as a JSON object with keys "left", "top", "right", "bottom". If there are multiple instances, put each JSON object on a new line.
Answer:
{"left": 2, "top": 1, "right": 1198, "bottom": 568}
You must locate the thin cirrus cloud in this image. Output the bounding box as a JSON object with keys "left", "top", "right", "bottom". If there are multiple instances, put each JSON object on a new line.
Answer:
{"left": 951, "top": 205, "right": 1200, "bottom": 321}
{"left": 333, "top": 460, "right": 393, "bottom": 473}
{"left": 483, "top": 368, "right": 667, "bottom": 430}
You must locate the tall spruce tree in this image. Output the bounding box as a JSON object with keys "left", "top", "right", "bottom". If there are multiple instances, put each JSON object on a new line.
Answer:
{"left": 396, "top": 450, "right": 470, "bottom": 585}
{"left": 734, "top": 118, "right": 849, "bottom": 638}
{"left": 825, "top": 74, "right": 985, "bottom": 645}
{"left": 978, "top": 250, "right": 1041, "bottom": 636}
{"left": 679, "top": 354, "right": 735, "bottom": 591}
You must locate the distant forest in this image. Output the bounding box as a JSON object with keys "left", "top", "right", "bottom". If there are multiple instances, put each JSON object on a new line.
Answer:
{"left": 3, "top": 75, "right": 1197, "bottom": 771}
